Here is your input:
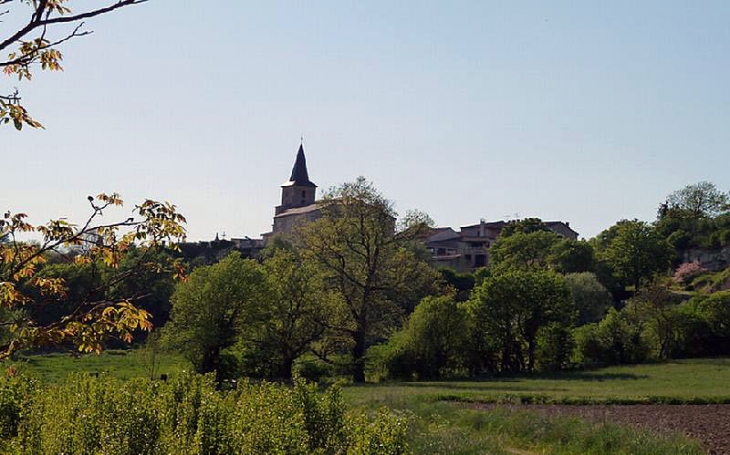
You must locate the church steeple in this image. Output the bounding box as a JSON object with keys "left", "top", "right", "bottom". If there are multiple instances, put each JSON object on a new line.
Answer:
{"left": 287, "top": 144, "right": 316, "bottom": 187}
{"left": 275, "top": 144, "right": 317, "bottom": 215}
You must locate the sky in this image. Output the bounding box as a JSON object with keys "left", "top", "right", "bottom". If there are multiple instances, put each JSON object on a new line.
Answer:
{"left": 2, "top": 1, "right": 729, "bottom": 241}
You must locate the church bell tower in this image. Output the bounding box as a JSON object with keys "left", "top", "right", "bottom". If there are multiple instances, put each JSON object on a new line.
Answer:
{"left": 275, "top": 144, "right": 317, "bottom": 215}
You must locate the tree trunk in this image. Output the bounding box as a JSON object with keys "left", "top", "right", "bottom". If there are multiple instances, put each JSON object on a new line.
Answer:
{"left": 527, "top": 337, "right": 536, "bottom": 373}
{"left": 279, "top": 356, "right": 294, "bottom": 381}
{"left": 201, "top": 345, "right": 221, "bottom": 380}
{"left": 352, "top": 329, "right": 367, "bottom": 383}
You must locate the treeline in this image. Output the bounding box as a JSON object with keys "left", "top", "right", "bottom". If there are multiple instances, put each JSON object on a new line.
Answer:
{"left": 3, "top": 180, "right": 729, "bottom": 382}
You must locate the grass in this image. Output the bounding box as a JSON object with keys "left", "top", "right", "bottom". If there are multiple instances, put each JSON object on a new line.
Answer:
{"left": 6, "top": 351, "right": 722, "bottom": 454}
{"left": 345, "top": 358, "right": 730, "bottom": 407}
{"left": 9, "top": 348, "right": 191, "bottom": 383}
{"left": 342, "top": 359, "right": 729, "bottom": 454}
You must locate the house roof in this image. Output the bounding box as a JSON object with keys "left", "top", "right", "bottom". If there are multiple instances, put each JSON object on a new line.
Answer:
{"left": 544, "top": 221, "right": 580, "bottom": 237}
{"left": 274, "top": 203, "right": 321, "bottom": 218}
{"left": 281, "top": 144, "right": 316, "bottom": 188}
{"left": 427, "top": 227, "right": 461, "bottom": 242}
{"left": 460, "top": 220, "right": 507, "bottom": 230}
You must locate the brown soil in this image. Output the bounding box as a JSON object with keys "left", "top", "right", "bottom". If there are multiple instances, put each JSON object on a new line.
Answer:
{"left": 475, "top": 404, "right": 730, "bottom": 454}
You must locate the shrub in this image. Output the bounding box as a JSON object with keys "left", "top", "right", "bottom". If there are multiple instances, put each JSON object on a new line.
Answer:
{"left": 372, "top": 295, "right": 470, "bottom": 380}
{"left": 4, "top": 373, "right": 410, "bottom": 454}
{"left": 572, "top": 308, "right": 651, "bottom": 367}
{"left": 564, "top": 272, "right": 613, "bottom": 325}
{"left": 536, "top": 323, "right": 575, "bottom": 371}
{"left": 673, "top": 261, "right": 708, "bottom": 285}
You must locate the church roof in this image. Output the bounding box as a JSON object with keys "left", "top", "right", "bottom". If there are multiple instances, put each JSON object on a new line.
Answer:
{"left": 281, "top": 144, "right": 316, "bottom": 188}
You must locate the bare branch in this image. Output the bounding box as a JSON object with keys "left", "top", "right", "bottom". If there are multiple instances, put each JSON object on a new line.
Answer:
{"left": 1, "top": 0, "right": 147, "bottom": 53}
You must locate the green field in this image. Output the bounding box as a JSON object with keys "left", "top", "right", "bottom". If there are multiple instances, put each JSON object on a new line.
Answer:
{"left": 342, "top": 360, "right": 729, "bottom": 454}
{"left": 345, "top": 358, "right": 730, "bottom": 407}
{"left": 11, "top": 348, "right": 191, "bottom": 383}
{"left": 7, "top": 352, "right": 726, "bottom": 454}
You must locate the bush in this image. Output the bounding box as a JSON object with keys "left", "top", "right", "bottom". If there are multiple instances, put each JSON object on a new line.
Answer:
{"left": 536, "top": 323, "right": 575, "bottom": 371}
{"left": 371, "top": 296, "right": 470, "bottom": 380}
{"left": 3, "top": 373, "right": 410, "bottom": 454}
{"left": 564, "top": 272, "right": 613, "bottom": 325}
{"left": 673, "top": 261, "right": 708, "bottom": 286}
{"left": 572, "top": 308, "right": 651, "bottom": 367}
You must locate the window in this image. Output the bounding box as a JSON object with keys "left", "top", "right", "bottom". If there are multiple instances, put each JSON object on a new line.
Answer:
{"left": 301, "top": 190, "right": 306, "bottom": 198}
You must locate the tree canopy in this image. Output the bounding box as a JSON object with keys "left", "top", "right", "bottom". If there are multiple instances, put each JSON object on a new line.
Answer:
{"left": 301, "top": 177, "right": 441, "bottom": 382}
{"left": 663, "top": 181, "right": 729, "bottom": 219}
{"left": 0, "top": 193, "right": 186, "bottom": 357}
{"left": 593, "top": 219, "right": 673, "bottom": 290}
{"left": 163, "top": 253, "right": 266, "bottom": 380}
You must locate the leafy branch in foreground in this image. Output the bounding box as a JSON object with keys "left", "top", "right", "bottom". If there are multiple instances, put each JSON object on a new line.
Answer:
{"left": 0, "top": 193, "right": 186, "bottom": 358}
{"left": 1, "top": 0, "right": 149, "bottom": 129}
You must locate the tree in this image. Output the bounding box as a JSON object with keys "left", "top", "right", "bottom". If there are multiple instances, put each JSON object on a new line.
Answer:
{"left": 663, "top": 181, "right": 729, "bottom": 219}
{"left": 301, "top": 177, "right": 441, "bottom": 383}
{"left": 468, "top": 270, "right": 574, "bottom": 373}
{"left": 240, "top": 247, "right": 328, "bottom": 380}
{"left": 1, "top": 0, "right": 149, "bottom": 129}
{"left": 593, "top": 219, "right": 673, "bottom": 290}
{"left": 627, "top": 282, "right": 684, "bottom": 360}
{"left": 563, "top": 272, "right": 613, "bottom": 325}
{"left": 376, "top": 294, "right": 469, "bottom": 380}
{"left": 549, "top": 239, "right": 595, "bottom": 274}
{"left": 0, "top": 193, "right": 186, "bottom": 357}
{"left": 489, "top": 230, "right": 562, "bottom": 272}
{"left": 163, "top": 253, "right": 266, "bottom": 380}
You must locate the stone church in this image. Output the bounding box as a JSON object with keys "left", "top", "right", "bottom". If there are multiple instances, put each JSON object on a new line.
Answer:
{"left": 262, "top": 144, "right": 322, "bottom": 242}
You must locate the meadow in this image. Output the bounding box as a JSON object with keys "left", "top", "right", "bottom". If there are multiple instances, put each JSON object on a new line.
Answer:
{"left": 8, "top": 351, "right": 728, "bottom": 454}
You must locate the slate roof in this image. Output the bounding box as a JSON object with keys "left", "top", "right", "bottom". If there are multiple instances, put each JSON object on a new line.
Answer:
{"left": 281, "top": 144, "right": 316, "bottom": 188}
{"left": 274, "top": 203, "right": 321, "bottom": 218}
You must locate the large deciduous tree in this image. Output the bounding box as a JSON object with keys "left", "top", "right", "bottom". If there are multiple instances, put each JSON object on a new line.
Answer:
{"left": 593, "top": 219, "right": 673, "bottom": 290}
{"left": 662, "top": 181, "right": 729, "bottom": 219}
{"left": 468, "top": 270, "right": 574, "bottom": 373}
{"left": 1, "top": 0, "right": 149, "bottom": 129}
{"left": 240, "top": 247, "right": 328, "bottom": 380}
{"left": 163, "top": 253, "right": 266, "bottom": 381}
{"left": 0, "top": 193, "right": 186, "bottom": 357}
{"left": 301, "top": 177, "right": 441, "bottom": 383}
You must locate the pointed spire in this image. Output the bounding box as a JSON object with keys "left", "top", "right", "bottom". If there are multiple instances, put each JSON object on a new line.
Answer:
{"left": 285, "top": 144, "right": 316, "bottom": 187}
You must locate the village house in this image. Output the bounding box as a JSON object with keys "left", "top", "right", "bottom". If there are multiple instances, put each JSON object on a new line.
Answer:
{"left": 426, "top": 220, "right": 579, "bottom": 272}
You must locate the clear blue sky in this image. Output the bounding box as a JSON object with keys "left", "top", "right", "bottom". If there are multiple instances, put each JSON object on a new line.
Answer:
{"left": 3, "top": 1, "right": 729, "bottom": 240}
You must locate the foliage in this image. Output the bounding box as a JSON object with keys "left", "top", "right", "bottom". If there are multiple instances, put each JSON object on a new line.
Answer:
{"left": 0, "top": 194, "right": 186, "bottom": 358}
{"left": 238, "top": 247, "right": 328, "bottom": 380}
{"left": 372, "top": 295, "right": 469, "bottom": 380}
{"left": 500, "top": 218, "right": 552, "bottom": 237}
{"left": 548, "top": 239, "right": 595, "bottom": 274}
{"left": 663, "top": 181, "right": 729, "bottom": 219}
{"left": 301, "top": 177, "right": 442, "bottom": 382}
{"left": 627, "top": 283, "right": 685, "bottom": 360}
{"left": 673, "top": 260, "right": 708, "bottom": 285}
{"left": 438, "top": 268, "right": 475, "bottom": 302}
{"left": 593, "top": 219, "right": 673, "bottom": 290}
{"left": 1, "top": 0, "right": 149, "bottom": 129}
{"left": 468, "top": 270, "right": 575, "bottom": 373}
{"left": 489, "top": 230, "right": 562, "bottom": 272}
{"left": 572, "top": 308, "right": 651, "bottom": 367}
{"left": 163, "top": 253, "right": 266, "bottom": 380}
{"left": 535, "top": 322, "right": 575, "bottom": 371}
{"left": 0, "top": 372, "right": 410, "bottom": 454}
{"left": 563, "top": 272, "right": 613, "bottom": 325}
